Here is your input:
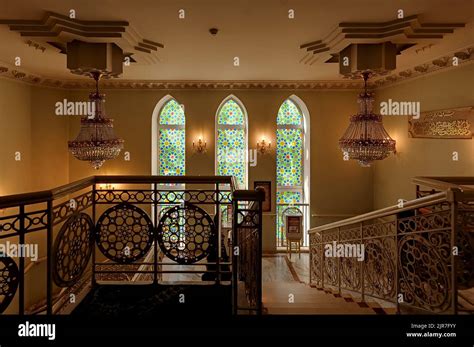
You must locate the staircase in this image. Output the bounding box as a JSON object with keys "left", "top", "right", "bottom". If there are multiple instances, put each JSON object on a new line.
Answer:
{"left": 263, "top": 282, "right": 391, "bottom": 314}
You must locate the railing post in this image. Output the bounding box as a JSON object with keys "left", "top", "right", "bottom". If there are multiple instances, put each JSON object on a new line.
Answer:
{"left": 216, "top": 183, "right": 220, "bottom": 285}
{"left": 395, "top": 215, "right": 400, "bottom": 314}
{"left": 360, "top": 222, "right": 364, "bottom": 303}
{"left": 92, "top": 184, "right": 96, "bottom": 287}
{"left": 321, "top": 234, "right": 324, "bottom": 289}
{"left": 18, "top": 205, "right": 25, "bottom": 315}
{"left": 46, "top": 199, "right": 53, "bottom": 315}
{"left": 309, "top": 234, "right": 312, "bottom": 285}
{"left": 231, "top": 197, "right": 238, "bottom": 315}
{"left": 153, "top": 183, "right": 158, "bottom": 285}
{"left": 257, "top": 197, "right": 263, "bottom": 315}
{"left": 337, "top": 227, "right": 341, "bottom": 295}
{"left": 450, "top": 193, "right": 459, "bottom": 314}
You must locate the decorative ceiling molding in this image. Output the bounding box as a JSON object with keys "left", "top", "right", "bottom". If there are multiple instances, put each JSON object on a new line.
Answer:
{"left": 0, "top": 11, "right": 164, "bottom": 64}
{"left": 371, "top": 46, "right": 474, "bottom": 88}
{"left": 0, "top": 47, "right": 472, "bottom": 90}
{"left": 299, "top": 14, "right": 465, "bottom": 65}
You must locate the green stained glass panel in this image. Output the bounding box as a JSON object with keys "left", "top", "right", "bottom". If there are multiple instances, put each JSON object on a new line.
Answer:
{"left": 159, "top": 129, "right": 185, "bottom": 176}
{"left": 276, "top": 191, "right": 302, "bottom": 244}
{"left": 277, "top": 191, "right": 302, "bottom": 204}
{"left": 159, "top": 99, "right": 185, "bottom": 125}
{"left": 276, "top": 128, "right": 303, "bottom": 186}
{"left": 277, "top": 99, "right": 302, "bottom": 126}
{"left": 218, "top": 99, "right": 244, "bottom": 125}
{"left": 217, "top": 128, "right": 245, "bottom": 188}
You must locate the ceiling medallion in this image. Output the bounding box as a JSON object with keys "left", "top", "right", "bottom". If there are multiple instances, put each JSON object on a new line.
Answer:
{"left": 68, "top": 72, "right": 124, "bottom": 169}
{"left": 339, "top": 71, "right": 396, "bottom": 167}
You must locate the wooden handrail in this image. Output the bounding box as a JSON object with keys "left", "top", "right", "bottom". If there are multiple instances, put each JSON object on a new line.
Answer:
{"left": 413, "top": 176, "right": 474, "bottom": 191}
{"left": 0, "top": 175, "right": 236, "bottom": 209}
{"left": 309, "top": 191, "right": 448, "bottom": 234}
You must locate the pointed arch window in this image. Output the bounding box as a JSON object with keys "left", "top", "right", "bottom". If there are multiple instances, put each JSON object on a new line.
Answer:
{"left": 276, "top": 97, "right": 310, "bottom": 248}
{"left": 157, "top": 98, "right": 185, "bottom": 176}
{"left": 215, "top": 96, "right": 248, "bottom": 189}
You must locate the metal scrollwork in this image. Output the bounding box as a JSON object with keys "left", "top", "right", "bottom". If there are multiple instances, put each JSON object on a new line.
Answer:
{"left": 52, "top": 212, "right": 94, "bottom": 286}
{"left": 157, "top": 203, "right": 215, "bottom": 264}
{"left": 398, "top": 234, "right": 451, "bottom": 312}
{"left": 96, "top": 203, "right": 154, "bottom": 263}
{"left": 0, "top": 257, "right": 19, "bottom": 313}
{"left": 364, "top": 239, "right": 396, "bottom": 299}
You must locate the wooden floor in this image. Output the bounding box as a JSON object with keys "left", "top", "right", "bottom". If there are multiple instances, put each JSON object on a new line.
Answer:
{"left": 262, "top": 254, "right": 395, "bottom": 315}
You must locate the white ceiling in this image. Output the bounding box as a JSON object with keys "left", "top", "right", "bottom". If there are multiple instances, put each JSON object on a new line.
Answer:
{"left": 0, "top": 0, "right": 473, "bottom": 81}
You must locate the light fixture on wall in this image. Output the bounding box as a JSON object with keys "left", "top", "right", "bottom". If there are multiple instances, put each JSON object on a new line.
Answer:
{"left": 257, "top": 138, "right": 271, "bottom": 155}
{"left": 68, "top": 72, "right": 124, "bottom": 169}
{"left": 339, "top": 71, "right": 396, "bottom": 167}
{"left": 192, "top": 137, "right": 207, "bottom": 154}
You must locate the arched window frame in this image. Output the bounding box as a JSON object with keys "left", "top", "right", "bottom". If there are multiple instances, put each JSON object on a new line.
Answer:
{"left": 276, "top": 95, "right": 310, "bottom": 247}
{"left": 151, "top": 95, "right": 186, "bottom": 224}
{"left": 215, "top": 95, "right": 249, "bottom": 190}
{"left": 151, "top": 95, "right": 186, "bottom": 177}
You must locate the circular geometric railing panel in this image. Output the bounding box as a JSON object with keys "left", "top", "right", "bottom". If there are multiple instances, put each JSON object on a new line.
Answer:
{"left": 96, "top": 203, "right": 154, "bottom": 263}
{"left": 398, "top": 234, "right": 450, "bottom": 312}
{"left": 0, "top": 257, "right": 19, "bottom": 313}
{"left": 157, "top": 203, "right": 215, "bottom": 265}
{"left": 364, "top": 240, "right": 395, "bottom": 298}
{"left": 52, "top": 213, "right": 94, "bottom": 287}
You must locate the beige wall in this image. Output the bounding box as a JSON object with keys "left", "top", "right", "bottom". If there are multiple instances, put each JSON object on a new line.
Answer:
{"left": 373, "top": 63, "right": 474, "bottom": 209}
{"left": 0, "top": 78, "right": 32, "bottom": 195}
{"left": 67, "top": 88, "right": 374, "bottom": 251}
{"left": 0, "top": 77, "right": 69, "bottom": 194}
{"left": 0, "top": 78, "right": 69, "bottom": 313}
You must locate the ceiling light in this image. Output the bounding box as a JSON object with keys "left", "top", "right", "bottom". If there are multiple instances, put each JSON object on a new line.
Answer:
{"left": 68, "top": 72, "right": 124, "bottom": 169}
{"left": 339, "top": 71, "right": 396, "bottom": 167}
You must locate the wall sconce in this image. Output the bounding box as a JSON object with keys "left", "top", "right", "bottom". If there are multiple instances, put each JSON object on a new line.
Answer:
{"left": 193, "top": 138, "right": 207, "bottom": 154}
{"left": 257, "top": 138, "right": 271, "bottom": 155}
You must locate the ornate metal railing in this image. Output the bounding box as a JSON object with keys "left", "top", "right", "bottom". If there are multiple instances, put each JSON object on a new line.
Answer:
{"left": 309, "top": 179, "right": 474, "bottom": 314}
{"left": 0, "top": 175, "right": 263, "bottom": 315}
{"left": 232, "top": 190, "right": 264, "bottom": 315}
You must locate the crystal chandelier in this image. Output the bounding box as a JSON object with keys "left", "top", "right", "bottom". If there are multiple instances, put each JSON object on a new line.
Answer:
{"left": 339, "top": 72, "right": 396, "bottom": 167}
{"left": 68, "top": 72, "right": 124, "bottom": 169}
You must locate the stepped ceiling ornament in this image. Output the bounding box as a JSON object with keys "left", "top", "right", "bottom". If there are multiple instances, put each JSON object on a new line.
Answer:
{"left": 299, "top": 14, "right": 465, "bottom": 71}
{"left": 0, "top": 11, "right": 164, "bottom": 65}
{"left": 339, "top": 72, "right": 396, "bottom": 167}
{"left": 68, "top": 71, "right": 124, "bottom": 169}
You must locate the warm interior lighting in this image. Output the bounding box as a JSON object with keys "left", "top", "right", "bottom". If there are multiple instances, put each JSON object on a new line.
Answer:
{"left": 339, "top": 71, "right": 396, "bottom": 167}
{"left": 257, "top": 137, "right": 271, "bottom": 154}
{"left": 192, "top": 137, "right": 207, "bottom": 153}
{"left": 68, "top": 72, "right": 124, "bottom": 169}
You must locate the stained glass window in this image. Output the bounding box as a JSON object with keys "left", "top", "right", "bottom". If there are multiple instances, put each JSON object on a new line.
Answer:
{"left": 218, "top": 99, "right": 244, "bottom": 125}
{"left": 216, "top": 97, "right": 247, "bottom": 189}
{"left": 276, "top": 98, "right": 305, "bottom": 247}
{"left": 158, "top": 99, "right": 185, "bottom": 176}
{"left": 276, "top": 129, "right": 303, "bottom": 186}
{"left": 159, "top": 129, "right": 185, "bottom": 176}
{"left": 159, "top": 99, "right": 185, "bottom": 125}
{"left": 277, "top": 99, "right": 303, "bottom": 126}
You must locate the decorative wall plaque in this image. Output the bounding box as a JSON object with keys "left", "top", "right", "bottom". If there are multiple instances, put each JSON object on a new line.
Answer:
{"left": 409, "top": 107, "right": 473, "bottom": 139}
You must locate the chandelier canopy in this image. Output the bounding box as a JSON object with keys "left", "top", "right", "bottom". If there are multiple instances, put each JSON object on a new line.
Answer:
{"left": 339, "top": 72, "right": 396, "bottom": 167}
{"left": 68, "top": 72, "right": 124, "bottom": 169}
